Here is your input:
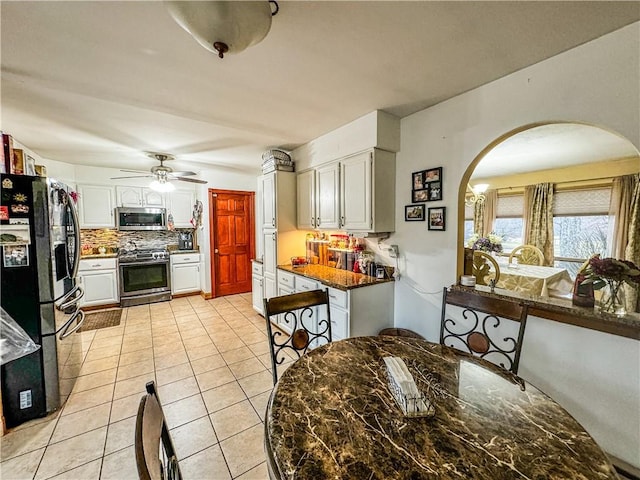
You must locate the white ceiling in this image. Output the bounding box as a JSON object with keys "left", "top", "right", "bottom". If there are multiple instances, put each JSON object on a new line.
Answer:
{"left": 1, "top": 1, "right": 639, "bottom": 176}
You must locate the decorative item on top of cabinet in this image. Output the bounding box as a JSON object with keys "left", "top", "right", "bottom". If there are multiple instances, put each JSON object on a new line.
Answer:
{"left": 116, "top": 186, "right": 165, "bottom": 208}
{"left": 77, "top": 184, "right": 116, "bottom": 229}
{"left": 170, "top": 253, "right": 201, "bottom": 295}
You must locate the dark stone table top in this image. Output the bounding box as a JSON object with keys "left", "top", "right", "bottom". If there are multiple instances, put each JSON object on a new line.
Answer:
{"left": 278, "top": 264, "right": 394, "bottom": 291}
{"left": 265, "top": 336, "right": 617, "bottom": 480}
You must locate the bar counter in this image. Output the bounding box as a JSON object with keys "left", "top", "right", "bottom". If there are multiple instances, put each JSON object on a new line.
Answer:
{"left": 277, "top": 264, "right": 394, "bottom": 291}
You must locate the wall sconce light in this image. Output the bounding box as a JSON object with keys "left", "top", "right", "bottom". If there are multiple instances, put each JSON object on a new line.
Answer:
{"left": 465, "top": 183, "right": 489, "bottom": 207}
{"left": 165, "top": 1, "right": 279, "bottom": 59}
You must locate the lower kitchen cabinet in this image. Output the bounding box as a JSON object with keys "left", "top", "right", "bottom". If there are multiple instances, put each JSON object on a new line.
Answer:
{"left": 276, "top": 268, "right": 393, "bottom": 340}
{"left": 252, "top": 260, "right": 264, "bottom": 315}
{"left": 170, "top": 253, "right": 201, "bottom": 295}
{"left": 78, "top": 258, "right": 119, "bottom": 307}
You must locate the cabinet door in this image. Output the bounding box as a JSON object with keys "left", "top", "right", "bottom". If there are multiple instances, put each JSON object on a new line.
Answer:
{"left": 329, "top": 306, "right": 349, "bottom": 340}
{"left": 78, "top": 185, "right": 115, "bottom": 228}
{"left": 261, "top": 173, "right": 276, "bottom": 229}
{"left": 143, "top": 188, "right": 165, "bottom": 207}
{"left": 340, "top": 151, "right": 372, "bottom": 231}
{"left": 167, "top": 190, "right": 195, "bottom": 228}
{"left": 276, "top": 285, "right": 295, "bottom": 333}
{"left": 171, "top": 263, "right": 200, "bottom": 294}
{"left": 296, "top": 170, "right": 316, "bottom": 229}
{"left": 116, "top": 186, "right": 143, "bottom": 207}
{"left": 263, "top": 230, "right": 277, "bottom": 277}
{"left": 78, "top": 270, "right": 118, "bottom": 307}
{"left": 316, "top": 162, "right": 340, "bottom": 229}
{"left": 264, "top": 274, "right": 277, "bottom": 302}
{"left": 252, "top": 274, "right": 264, "bottom": 315}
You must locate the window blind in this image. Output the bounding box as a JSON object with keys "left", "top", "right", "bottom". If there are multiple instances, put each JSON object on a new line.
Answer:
{"left": 554, "top": 188, "right": 611, "bottom": 215}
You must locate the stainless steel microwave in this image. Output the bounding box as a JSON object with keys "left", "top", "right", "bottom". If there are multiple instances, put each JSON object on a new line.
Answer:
{"left": 116, "top": 207, "right": 167, "bottom": 231}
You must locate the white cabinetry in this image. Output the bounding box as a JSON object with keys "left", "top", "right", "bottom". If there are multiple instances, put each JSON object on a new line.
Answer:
{"left": 276, "top": 268, "right": 394, "bottom": 339}
{"left": 251, "top": 261, "right": 264, "bottom": 315}
{"left": 170, "top": 253, "right": 200, "bottom": 295}
{"left": 116, "top": 186, "right": 165, "bottom": 208}
{"left": 340, "top": 149, "right": 395, "bottom": 233}
{"left": 167, "top": 189, "right": 195, "bottom": 228}
{"left": 78, "top": 258, "right": 119, "bottom": 307}
{"left": 77, "top": 184, "right": 115, "bottom": 229}
{"left": 296, "top": 163, "right": 340, "bottom": 230}
{"left": 296, "top": 149, "right": 395, "bottom": 233}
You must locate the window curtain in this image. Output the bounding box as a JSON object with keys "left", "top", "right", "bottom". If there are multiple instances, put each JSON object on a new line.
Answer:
{"left": 523, "top": 183, "right": 555, "bottom": 266}
{"left": 472, "top": 189, "right": 497, "bottom": 237}
{"left": 609, "top": 173, "right": 640, "bottom": 313}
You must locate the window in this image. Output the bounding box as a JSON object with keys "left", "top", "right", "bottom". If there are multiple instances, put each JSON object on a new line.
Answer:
{"left": 493, "top": 195, "right": 524, "bottom": 254}
{"left": 552, "top": 188, "right": 611, "bottom": 276}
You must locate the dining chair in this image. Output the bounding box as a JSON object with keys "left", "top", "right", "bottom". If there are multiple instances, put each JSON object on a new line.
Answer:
{"left": 509, "top": 244, "right": 545, "bottom": 266}
{"left": 440, "top": 287, "right": 528, "bottom": 374}
{"left": 263, "top": 289, "right": 332, "bottom": 385}
{"left": 472, "top": 251, "right": 501, "bottom": 286}
{"left": 135, "top": 381, "right": 182, "bottom": 480}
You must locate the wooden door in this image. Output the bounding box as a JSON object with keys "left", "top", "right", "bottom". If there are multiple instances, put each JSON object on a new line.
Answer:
{"left": 209, "top": 189, "right": 255, "bottom": 297}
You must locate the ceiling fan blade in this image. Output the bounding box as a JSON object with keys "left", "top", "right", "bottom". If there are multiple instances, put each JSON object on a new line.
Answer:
{"left": 168, "top": 171, "right": 197, "bottom": 177}
{"left": 120, "top": 169, "right": 150, "bottom": 174}
{"left": 175, "top": 177, "right": 208, "bottom": 184}
{"left": 110, "top": 175, "right": 154, "bottom": 179}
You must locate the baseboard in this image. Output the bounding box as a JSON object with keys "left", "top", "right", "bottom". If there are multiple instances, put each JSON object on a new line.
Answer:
{"left": 80, "top": 303, "right": 120, "bottom": 312}
{"left": 609, "top": 454, "right": 640, "bottom": 480}
{"left": 201, "top": 291, "right": 213, "bottom": 300}
{"left": 171, "top": 291, "right": 203, "bottom": 299}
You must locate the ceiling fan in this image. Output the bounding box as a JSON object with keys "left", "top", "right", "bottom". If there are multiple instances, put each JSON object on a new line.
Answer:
{"left": 111, "top": 153, "right": 207, "bottom": 192}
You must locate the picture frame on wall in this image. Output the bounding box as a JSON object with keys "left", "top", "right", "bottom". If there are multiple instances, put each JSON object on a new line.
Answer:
{"left": 428, "top": 207, "right": 446, "bottom": 231}
{"left": 412, "top": 189, "right": 429, "bottom": 203}
{"left": 405, "top": 204, "right": 425, "bottom": 221}
{"left": 429, "top": 181, "right": 442, "bottom": 201}
{"left": 412, "top": 171, "right": 425, "bottom": 190}
{"left": 424, "top": 167, "right": 442, "bottom": 183}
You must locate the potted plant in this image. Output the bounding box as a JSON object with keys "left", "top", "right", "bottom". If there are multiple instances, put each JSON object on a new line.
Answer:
{"left": 581, "top": 255, "right": 640, "bottom": 316}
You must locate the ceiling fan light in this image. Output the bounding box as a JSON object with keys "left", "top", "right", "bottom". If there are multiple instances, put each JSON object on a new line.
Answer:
{"left": 149, "top": 179, "right": 175, "bottom": 192}
{"left": 165, "top": 1, "right": 273, "bottom": 58}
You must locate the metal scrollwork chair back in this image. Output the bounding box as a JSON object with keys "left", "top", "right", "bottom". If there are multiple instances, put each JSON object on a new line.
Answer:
{"left": 440, "top": 287, "right": 528, "bottom": 374}
{"left": 264, "top": 289, "right": 332, "bottom": 385}
{"left": 472, "top": 251, "right": 501, "bottom": 286}
{"left": 509, "top": 244, "right": 545, "bottom": 266}
{"left": 135, "top": 381, "right": 182, "bottom": 480}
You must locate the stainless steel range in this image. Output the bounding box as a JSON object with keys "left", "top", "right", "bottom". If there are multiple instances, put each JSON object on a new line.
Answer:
{"left": 118, "top": 246, "right": 171, "bottom": 307}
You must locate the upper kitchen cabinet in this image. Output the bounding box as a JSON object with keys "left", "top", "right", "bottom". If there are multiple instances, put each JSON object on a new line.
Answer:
{"left": 167, "top": 189, "right": 196, "bottom": 228}
{"left": 297, "top": 163, "right": 340, "bottom": 230}
{"left": 116, "top": 186, "right": 165, "bottom": 208}
{"left": 260, "top": 171, "right": 297, "bottom": 232}
{"left": 77, "top": 184, "right": 115, "bottom": 229}
{"left": 340, "top": 149, "right": 395, "bottom": 233}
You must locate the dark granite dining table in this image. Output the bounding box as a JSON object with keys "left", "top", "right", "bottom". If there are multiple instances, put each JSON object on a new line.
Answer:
{"left": 264, "top": 336, "right": 618, "bottom": 480}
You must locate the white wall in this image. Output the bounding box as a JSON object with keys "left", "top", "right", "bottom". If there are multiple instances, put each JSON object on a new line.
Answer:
{"left": 393, "top": 22, "right": 640, "bottom": 466}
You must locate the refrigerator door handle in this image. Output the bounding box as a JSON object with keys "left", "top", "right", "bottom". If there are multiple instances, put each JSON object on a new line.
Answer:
{"left": 59, "top": 309, "right": 85, "bottom": 340}
{"left": 67, "top": 198, "right": 81, "bottom": 280}
{"left": 56, "top": 285, "right": 84, "bottom": 310}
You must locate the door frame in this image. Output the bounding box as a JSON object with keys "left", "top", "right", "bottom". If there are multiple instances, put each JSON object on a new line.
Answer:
{"left": 208, "top": 188, "right": 256, "bottom": 298}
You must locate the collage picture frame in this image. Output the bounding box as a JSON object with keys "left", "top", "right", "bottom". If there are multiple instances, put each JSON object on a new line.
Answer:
{"left": 411, "top": 167, "right": 442, "bottom": 202}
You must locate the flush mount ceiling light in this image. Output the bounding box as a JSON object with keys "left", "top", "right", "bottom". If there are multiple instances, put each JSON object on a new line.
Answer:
{"left": 165, "top": 1, "right": 279, "bottom": 59}
{"left": 465, "top": 183, "right": 489, "bottom": 207}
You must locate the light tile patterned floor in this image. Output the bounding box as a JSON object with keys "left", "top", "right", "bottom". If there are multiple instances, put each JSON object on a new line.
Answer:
{"left": 0, "top": 294, "right": 278, "bottom": 480}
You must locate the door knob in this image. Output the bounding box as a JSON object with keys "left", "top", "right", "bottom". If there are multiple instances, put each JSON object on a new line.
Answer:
{"left": 214, "top": 249, "right": 219, "bottom": 253}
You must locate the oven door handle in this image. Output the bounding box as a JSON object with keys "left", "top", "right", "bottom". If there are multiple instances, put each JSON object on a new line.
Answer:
{"left": 58, "top": 309, "right": 85, "bottom": 340}
{"left": 119, "top": 260, "right": 169, "bottom": 266}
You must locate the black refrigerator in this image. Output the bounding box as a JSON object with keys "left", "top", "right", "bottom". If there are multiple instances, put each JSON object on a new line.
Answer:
{"left": 1, "top": 173, "right": 85, "bottom": 428}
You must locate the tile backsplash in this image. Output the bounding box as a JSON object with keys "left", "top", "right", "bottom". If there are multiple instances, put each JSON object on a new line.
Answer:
{"left": 80, "top": 228, "right": 195, "bottom": 252}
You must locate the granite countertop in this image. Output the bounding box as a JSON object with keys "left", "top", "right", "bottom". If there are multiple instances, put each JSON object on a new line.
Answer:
{"left": 265, "top": 336, "right": 617, "bottom": 480}
{"left": 452, "top": 284, "right": 640, "bottom": 340}
{"left": 80, "top": 253, "right": 118, "bottom": 259}
{"left": 277, "top": 264, "right": 394, "bottom": 291}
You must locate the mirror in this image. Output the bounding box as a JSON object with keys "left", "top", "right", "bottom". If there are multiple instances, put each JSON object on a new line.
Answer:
{"left": 459, "top": 122, "right": 640, "bottom": 297}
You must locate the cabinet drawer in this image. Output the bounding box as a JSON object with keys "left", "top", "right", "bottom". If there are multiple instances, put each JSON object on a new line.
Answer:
{"left": 327, "top": 287, "right": 348, "bottom": 309}
{"left": 278, "top": 271, "right": 295, "bottom": 289}
{"left": 79, "top": 258, "right": 117, "bottom": 271}
{"left": 329, "top": 306, "right": 349, "bottom": 340}
{"left": 252, "top": 261, "right": 263, "bottom": 276}
{"left": 171, "top": 254, "right": 200, "bottom": 265}
{"left": 295, "top": 276, "right": 318, "bottom": 292}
